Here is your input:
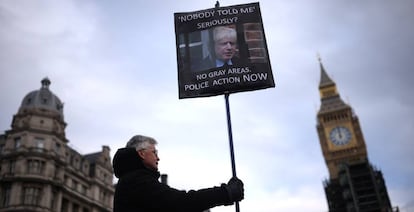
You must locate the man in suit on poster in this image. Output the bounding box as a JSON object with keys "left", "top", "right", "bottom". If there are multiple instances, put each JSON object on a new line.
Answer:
{"left": 194, "top": 26, "right": 241, "bottom": 71}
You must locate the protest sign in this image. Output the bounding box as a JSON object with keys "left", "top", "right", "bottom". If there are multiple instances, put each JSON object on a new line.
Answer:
{"left": 175, "top": 2, "right": 275, "bottom": 99}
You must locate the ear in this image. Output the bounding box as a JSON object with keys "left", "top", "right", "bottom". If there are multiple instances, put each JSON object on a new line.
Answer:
{"left": 137, "top": 150, "right": 146, "bottom": 159}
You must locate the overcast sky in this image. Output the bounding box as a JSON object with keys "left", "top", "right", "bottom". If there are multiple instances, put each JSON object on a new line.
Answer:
{"left": 1, "top": 1, "right": 413, "bottom": 211}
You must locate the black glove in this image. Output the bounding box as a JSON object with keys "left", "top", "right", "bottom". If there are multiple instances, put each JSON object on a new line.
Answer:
{"left": 223, "top": 177, "right": 244, "bottom": 204}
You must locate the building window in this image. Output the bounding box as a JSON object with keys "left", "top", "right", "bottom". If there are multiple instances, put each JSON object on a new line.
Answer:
{"left": 0, "top": 184, "right": 11, "bottom": 207}
{"left": 50, "top": 189, "right": 57, "bottom": 210}
{"left": 8, "top": 160, "right": 15, "bottom": 174}
{"left": 83, "top": 163, "right": 89, "bottom": 173}
{"left": 73, "top": 203, "right": 79, "bottom": 212}
{"left": 22, "top": 186, "right": 42, "bottom": 206}
{"left": 99, "top": 189, "right": 107, "bottom": 202}
{"left": 27, "top": 159, "right": 45, "bottom": 174}
{"left": 64, "top": 175, "right": 69, "bottom": 185}
{"left": 81, "top": 185, "right": 87, "bottom": 194}
{"left": 54, "top": 164, "right": 60, "bottom": 179}
{"left": 54, "top": 141, "right": 61, "bottom": 154}
{"left": 74, "top": 157, "right": 79, "bottom": 169}
{"left": 72, "top": 180, "right": 78, "bottom": 191}
{"left": 34, "top": 137, "right": 44, "bottom": 152}
{"left": 178, "top": 30, "right": 212, "bottom": 71}
{"left": 14, "top": 137, "right": 21, "bottom": 149}
{"left": 61, "top": 198, "right": 69, "bottom": 212}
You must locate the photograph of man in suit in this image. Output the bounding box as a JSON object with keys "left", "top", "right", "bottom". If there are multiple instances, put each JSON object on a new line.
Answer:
{"left": 193, "top": 26, "right": 241, "bottom": 71}
{"left": 212, "top": 26, "right": 240, "bottom": 67}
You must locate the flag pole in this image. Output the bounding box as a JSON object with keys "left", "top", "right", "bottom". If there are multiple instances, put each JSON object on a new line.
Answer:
{"left": 224, "top": 92, "right": 240, "bottom": 212}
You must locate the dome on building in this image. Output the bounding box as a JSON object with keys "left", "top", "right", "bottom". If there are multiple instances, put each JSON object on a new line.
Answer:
{"left": 19, "top": 77, "right": 64, "bottom": 118}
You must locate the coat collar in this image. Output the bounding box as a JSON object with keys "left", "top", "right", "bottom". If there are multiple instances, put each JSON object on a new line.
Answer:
{"left": 113, "top": 147, "right": 146, "bottom": 178}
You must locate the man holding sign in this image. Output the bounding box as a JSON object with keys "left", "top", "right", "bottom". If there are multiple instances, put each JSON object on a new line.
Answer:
{"left": 113, "top": 135, "right": 244, "bottom": 212}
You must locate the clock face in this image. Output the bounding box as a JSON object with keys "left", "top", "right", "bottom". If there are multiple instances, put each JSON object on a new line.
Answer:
{"left": 329, "top": 126, "right": 352, "bottom": 146}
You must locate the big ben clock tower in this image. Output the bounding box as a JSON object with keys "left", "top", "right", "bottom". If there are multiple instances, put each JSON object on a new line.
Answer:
{"left": 316, "top": 57, "right": 368, "bottom": 179}
{"left": 316, "top": 58, "right": 397, "bottom": 212}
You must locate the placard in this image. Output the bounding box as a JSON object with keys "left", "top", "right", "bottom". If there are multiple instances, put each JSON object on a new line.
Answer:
{"left": 175, "top": 2, "right": 275, "bottom": 99}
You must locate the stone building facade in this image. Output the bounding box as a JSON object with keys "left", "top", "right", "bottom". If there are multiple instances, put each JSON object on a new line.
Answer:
{"left": 0, "top": 78, "right": 114, "bottom": 212}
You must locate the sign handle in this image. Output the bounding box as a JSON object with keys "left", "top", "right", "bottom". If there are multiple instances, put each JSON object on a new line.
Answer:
{"left": 218, "top": 2, "right": 240, "bottom": 211}
{"left": 224, "top": 92, "right": 240, "bottom": 212}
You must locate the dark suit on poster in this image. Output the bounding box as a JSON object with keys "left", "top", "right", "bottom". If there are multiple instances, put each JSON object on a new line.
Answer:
{"left": 192, "top": 56, "right": 242, "bottom": 72}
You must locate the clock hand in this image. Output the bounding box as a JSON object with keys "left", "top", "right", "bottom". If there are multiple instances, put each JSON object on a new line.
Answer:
{"left": 338, "top": 128, "right": 343, "bottom": 139}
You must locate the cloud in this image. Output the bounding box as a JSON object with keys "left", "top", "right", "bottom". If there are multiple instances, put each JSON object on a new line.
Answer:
{"left": 1, "top": 1, "right": 413, "bottom": 211}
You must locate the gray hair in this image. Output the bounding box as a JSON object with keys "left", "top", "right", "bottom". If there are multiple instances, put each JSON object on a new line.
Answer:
{"left": 126, "top": 135, "right": 158, "bottom": 151}
{"left": 213, "top": 26, "right": 237, "bottom": 42}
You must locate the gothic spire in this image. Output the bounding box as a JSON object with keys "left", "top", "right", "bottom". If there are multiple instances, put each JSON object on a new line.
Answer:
{"left": 317, "top": 56, "right": 349, "bottom": 114}
{"left": 318, "top": 56, "right": 335, "bottom": 89}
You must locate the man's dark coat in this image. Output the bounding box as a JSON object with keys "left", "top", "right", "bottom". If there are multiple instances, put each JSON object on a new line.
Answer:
{"left": 113, "top": 148, "right": 231, "bottom": 212}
